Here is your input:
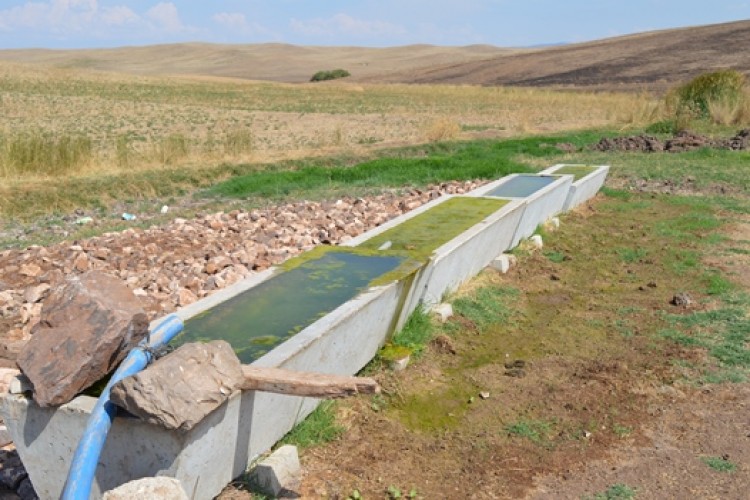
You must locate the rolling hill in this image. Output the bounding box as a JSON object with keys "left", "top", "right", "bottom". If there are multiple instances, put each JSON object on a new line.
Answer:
{"left": 0, "top": 20, "right": 748, "bottom": 91}
{"left": 371, "top": 20, "right": 750, "bottom": 91}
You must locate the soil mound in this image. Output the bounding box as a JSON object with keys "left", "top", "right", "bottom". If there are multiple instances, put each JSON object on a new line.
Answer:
{"left": 592, "top": 129, "right": 750, "bottom": 153}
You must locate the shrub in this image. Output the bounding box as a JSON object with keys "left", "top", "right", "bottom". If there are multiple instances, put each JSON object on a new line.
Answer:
{"left": 667, "top": 70, "right": 746, "bottom": 121}
{"left": 310, "top": 69, "right": 351, "bottom": 82}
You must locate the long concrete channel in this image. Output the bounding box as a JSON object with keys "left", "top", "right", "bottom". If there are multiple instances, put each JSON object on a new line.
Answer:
{"left": 0, "top": 165, "right": 609, "bottom": 499}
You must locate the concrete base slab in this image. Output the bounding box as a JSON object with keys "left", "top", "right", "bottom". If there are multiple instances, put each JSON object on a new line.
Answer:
{"left": 249, "top": 445, "right": 300, "bottom": 497}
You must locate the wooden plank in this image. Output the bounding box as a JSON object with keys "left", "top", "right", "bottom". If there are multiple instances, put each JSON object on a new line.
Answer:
{"left": 240, "top": 365, "right": 380, "bottom": 399}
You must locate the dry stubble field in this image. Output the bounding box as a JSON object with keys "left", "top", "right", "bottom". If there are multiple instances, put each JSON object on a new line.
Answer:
{"left": 2, "top": 59, "right": 749, "bottom": 500}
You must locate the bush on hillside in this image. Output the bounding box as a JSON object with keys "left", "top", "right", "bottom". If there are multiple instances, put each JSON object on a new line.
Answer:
{"left": 310, "top": 69, "right": 351, "bottom": 82}
{"left": 666, "top": 70, "right": 746, "bottom": 122}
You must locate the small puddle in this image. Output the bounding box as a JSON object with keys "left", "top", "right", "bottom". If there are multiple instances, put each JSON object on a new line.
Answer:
{"left": 176, "top": 251, "right": 404, "bottom": 363}
{"left": 485, "top": 175, "right": 558, "bottom": 198}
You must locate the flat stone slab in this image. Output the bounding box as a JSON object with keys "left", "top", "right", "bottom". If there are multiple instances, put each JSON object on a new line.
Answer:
{"left": 111, "top": 340, "right": 243, "bottom": 431}
{"left": 17, "top": 271, "right": 149, "bottom": 407}
{"left": 102, "top": 477, "right": 188, "bottom": 500}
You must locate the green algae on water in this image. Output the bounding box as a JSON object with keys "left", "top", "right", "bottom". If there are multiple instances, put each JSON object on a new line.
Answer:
{"left": 359, "top": 197, "right": 508, "bottom": 262}
{"left": 552, "top": 165, "right": 598, "bottom": 181}
{"left": 176, "top": 251, "right": 403, "bottom": 363}
{"left": 485, "top": 175, "right": 559, "bottom": 198}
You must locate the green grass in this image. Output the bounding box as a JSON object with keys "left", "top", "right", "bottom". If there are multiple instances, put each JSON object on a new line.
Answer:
{"left": 449, "top": 285, "right": 519, "bottom": 330}
{"left": 544, "top": 250, "right": 566, "bottom": 263}
{"left": 701, "top": 455, "right": 737, "bottom": 473}
{"left": 584, "top": 484, "right": 637, "bottom": 500}
{"left": 616, "top": 247, "right": 648, "bottom": 263}
{"left": 504, "top": 419, "right": 554, "bottom": 444}
{"left": 390, "top": 308, "right": 434, "bottom": 357}
{"left": 206, "top": 133, "right": 603, "bottom": 200}
{"left": 1, "top": 129, "right": 603, "bottom": 229}
{"left": 661, "top": 304, "right": 750, "bottom": 382}
{"left": 280, "top": 400, "right": 344, "bottom": 449}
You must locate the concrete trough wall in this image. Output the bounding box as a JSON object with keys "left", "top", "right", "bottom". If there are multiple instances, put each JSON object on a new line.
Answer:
{"left": 539, "top": 164, "right": 610, "bottom": 211}
{"left": 1, "top": 270, "right": 409, "bottom": 499}
{"left": 344, "top": 196, "right": 525, "bottom": 327}
{"left": 466, "top": 174, "right": 573, "bottom": 248}
{"left": 413, "top": 199, "right": 524, "bottom": 308}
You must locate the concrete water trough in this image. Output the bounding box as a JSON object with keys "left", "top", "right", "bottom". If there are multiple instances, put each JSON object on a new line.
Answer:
{"left": 466, "top": 173, "right": 573, "bottom": 248}
{"left": 345, "top": 195, "right": 525, "bottom": 324}
{"left": 538, "top": 164, "right": 610, "bottom": 211}
{"left": 0, "top": 177, "right": 538, "bottom": 499}
{"left": 1, "top": 247, "right": 417, "bottom": 499}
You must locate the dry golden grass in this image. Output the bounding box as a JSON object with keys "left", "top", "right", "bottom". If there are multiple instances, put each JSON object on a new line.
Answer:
{"left": 707, "top": 88, "right": 750, "bottom": 126}
{"left": 0, "top": 60, "right": 657, "bottom": 185}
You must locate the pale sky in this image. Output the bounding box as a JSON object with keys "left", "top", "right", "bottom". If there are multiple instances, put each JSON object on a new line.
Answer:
{"left": 0, "top": 1, "right": 748, "bottom": 49}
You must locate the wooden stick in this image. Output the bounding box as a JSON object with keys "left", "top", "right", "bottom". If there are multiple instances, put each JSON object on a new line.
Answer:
{"left": 240, "top": 365, "right": 380, "bottom": 399}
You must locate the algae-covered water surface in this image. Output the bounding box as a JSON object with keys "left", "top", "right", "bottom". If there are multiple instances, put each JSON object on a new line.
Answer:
{"left": 485, "top": 175, "right": 558, "bottom": 198}
{"left": 359, "top": 197, "right": 508, "bottom": 261}
{"left": 177, "top": 251, "right": 403, "bottom": 363}
{"left": 552, "top": 165, "right": 597, "bottom": 181}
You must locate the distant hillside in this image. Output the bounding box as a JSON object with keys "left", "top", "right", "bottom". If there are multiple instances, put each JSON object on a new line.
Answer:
{"left": 0, "top": 43, "right": 516, "bottom": 83}
{"left": 1, "top": 20, "right": 748, "bottom": 91}
{"left": 371, "top": 20, "right": 750, "bottom": 92}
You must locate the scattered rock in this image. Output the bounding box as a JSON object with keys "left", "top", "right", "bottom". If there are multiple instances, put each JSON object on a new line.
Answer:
{"left": 19, "top": 264, "right": 41, "bottom": 278}
{"left": 249, "top": 445, "right": 301, "bottom": 498}
{"left": 479, "top": 391, "right": 490, "bottom": 400}
{"left": 0, "top": 183, "right": 487, "bottom": 362}
{"left": 110, "top": 341, "right": 244, "bottom": 431}
{"left": 504, "top": 367, "right": 526, "bottom": 378}
{"left": 389, "top": 356, "right": 410, "bottom": 372}
{"left": 431, "top": 334, "right": 457, "bottom": 355}
{"left": 0, "top": 450, "right": 27, "bottom": 489}
{"left": 17, "top": 476, "right": 37, "bottom": 500}
{"left": 490, "top": 254, "right": 513, "bottom": 274}
{"left": 529, "top": 234, "right": 544, "bottom": 249}
{"left": 431, "top": 303, "right": 454, "bottom": 323}
{"left": 670, "top": 292, "right": 693, "bottom": 307}
{"left": 102, "top": 477, "right": 188, "bottom": 500}
{"left": 504, "top": 360, "right": 527, "bottom": 378}
{"left": 0, "top": 424, "right": 12, "bottom": 447}
{"left": 17, "top": 271, "right": 149, "bottom": 407}
{"left": 592, "top": 129, "right": 750, "bottom": 154}
{"left": 23, "top": 284, "right": 50, "bottom": 304}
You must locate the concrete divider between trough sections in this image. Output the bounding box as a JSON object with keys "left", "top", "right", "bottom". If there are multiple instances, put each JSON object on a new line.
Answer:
{"left": 466, "top": 174, "right": 573, "bottom": 248}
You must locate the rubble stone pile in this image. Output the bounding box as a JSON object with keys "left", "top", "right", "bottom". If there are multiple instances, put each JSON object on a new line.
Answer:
{"left": 0, "top": 181, "right": 484, "bottom": 365}
{"left": 592, "top": 128, "right": 750, "bottom": 153}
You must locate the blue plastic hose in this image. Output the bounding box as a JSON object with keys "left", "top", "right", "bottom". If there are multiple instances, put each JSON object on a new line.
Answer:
{"left": 61, "top": 314, "right": 184, "bottom": 500}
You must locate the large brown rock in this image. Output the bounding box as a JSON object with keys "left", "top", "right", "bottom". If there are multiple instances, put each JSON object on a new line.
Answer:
{"left": 16, "top": 271, "right": 149, "bottom": 407}
{"left": 110, "top": 341, "right": 243, "bottom": 431}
